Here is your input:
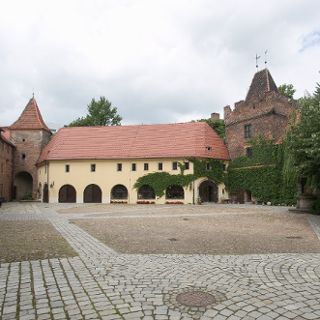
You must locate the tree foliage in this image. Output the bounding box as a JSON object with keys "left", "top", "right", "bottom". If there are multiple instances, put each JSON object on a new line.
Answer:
{"left": 286, "top": 88, "right": 320, "bottom": 189}
{"left": 278, "top": 83, "right": 296, "bottom": 101}
{"left": 68, "top": 97, "right": 122, "bottom": 127}
{"left": 195, "top": 118, "right": 225, "bottom": 138}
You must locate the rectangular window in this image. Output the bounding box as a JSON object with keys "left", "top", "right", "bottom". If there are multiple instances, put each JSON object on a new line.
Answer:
{"left": 184, "top": 161, "right": 189, "bottom": 170}
{"left": 158, "top": 162, "right": 163, "bottom": 170}
{"left": 91, "top": 164, "right": 96, "bottom": 172}
{"left": 244, "top": 124, "right": 252, "bottom": 138}
{"left": 65, "top": 164, "right": 70, "bottom": 172}
{"left": 132, "top": 163, "right": 136, "bottom": 171}
{"left": 172, "top": 162, "right": 178, "bottom": 170}
{"left": 0, "top": 184, "right": 3, "bottom": 197}
{"left": 144, "top": 163, "right": 149, "bottom": 171}
{"left": 117, "top": 163, "right": 122, "bottom": 171}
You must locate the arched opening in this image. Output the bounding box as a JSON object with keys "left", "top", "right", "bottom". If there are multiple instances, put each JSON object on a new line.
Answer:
{"left": 111, "top": 184, "right": 128, "bottom": 200}
{"left": 83, "top": 184, "right": 102, "bottom": 203}
{"left": 59, "top": 185, "right": 76, "bottom": 203}
{"left": 166, "top": 185, "right": 184, "bottom": 199}
{"left": 138, "top": 185, "right": 155, "bottom": 199}
{"left": 198, "top": 180, "right": 218, "bottom": 203}
{"left": 43, "top": 183, "right": 49, "bottom": 203}
{"left": 14, "top": 171, "right": 33, "bottom": 200}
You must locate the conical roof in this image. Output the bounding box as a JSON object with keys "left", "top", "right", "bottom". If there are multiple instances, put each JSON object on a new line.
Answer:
{"left": 10, "top": 97, "right": 51, "bottom": 132}
{"left": 245, "top": 68, "right": 278, "bottom": 101}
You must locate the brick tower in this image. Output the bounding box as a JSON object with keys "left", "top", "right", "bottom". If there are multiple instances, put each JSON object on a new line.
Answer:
{"left": 9, "top": 97, "right": 51, "bottom": 200}
{"left": 224, "top": 69, "right": 296, "bottom": 159}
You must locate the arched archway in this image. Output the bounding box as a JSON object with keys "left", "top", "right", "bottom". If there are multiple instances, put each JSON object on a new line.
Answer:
{"left": 138, "top": 185, "right": 155, "bottom": 199}
{"left": 14, "top": 171, "right": 33, "bottom": 200}
{"left": 166, "top": 185, "right": 184, "bottom": 199}
{"left": 83, "top": 184, "right": 102, "bottom": 203}
{"left": 59, "top": 185, "right": 76, "bottom": 203}
{"left": 198, "top": 180, "right": 218, "bottom": 203}
{"left": 111, "top": 184, "right": 128, "bottom": 200}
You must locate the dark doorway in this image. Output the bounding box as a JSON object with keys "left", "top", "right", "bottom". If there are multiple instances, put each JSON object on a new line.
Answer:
{"left": 43, "top": 183, "right": 49, "bottom": 203}
{"left": 83, "top": 184, "right": 102, "bottom": 203}
{"left": 14, "top": 171, "right": 33, "bottom": 200}
{"left": 199, "top": 180, "right": 218, "bottom": 203}
{"left": 59, "top": 185, "right": 76, "bottom": 203}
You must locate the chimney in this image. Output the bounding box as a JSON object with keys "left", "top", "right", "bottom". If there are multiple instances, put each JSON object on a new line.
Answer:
{"left": 210, "top": 112, "right": 220, "bottom": 120}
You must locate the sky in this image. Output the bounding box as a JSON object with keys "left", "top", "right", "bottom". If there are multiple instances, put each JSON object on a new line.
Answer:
{"left": 0, "top": 0, "right": 320, "bottom": 129}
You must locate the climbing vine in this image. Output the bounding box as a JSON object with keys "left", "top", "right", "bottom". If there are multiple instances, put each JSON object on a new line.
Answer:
{"left": 134, "top": 159, "right": 225, "bottom": 197}
{"left": 225, "top": 137, "right": 297, "bottom": 205}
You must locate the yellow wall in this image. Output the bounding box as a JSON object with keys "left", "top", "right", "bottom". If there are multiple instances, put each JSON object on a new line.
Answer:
{"left": 38, "top": 158, "right": 228, "bottom": 204}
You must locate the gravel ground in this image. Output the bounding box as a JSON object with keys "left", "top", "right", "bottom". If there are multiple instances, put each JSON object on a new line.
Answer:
{"left": 0, "top": 221, "right": 77, "bottom": 262}
{"left": 72, "top": 210, "right": 320, "bottom": 255}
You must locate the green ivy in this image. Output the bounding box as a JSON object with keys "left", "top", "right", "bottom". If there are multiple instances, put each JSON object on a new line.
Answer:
{"left": 134, "top": 159, "right": 225, "bottom": 197}
{"left": 226, "top": 137, "right": 297, "bottom": 205}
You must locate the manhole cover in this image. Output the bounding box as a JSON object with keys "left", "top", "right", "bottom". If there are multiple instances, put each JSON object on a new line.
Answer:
{"left": 286, "top": 236, "right": 302, "bottom": 239}
{"left": 176, "top": 291, "right": 217, "bottom": 307}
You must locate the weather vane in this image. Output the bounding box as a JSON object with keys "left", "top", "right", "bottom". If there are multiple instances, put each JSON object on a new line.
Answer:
{"left": 255, "top": 54, "right": 261, "bottom": 71}
{"left": 264, "top": 50, "right": 268, "bottom": 66}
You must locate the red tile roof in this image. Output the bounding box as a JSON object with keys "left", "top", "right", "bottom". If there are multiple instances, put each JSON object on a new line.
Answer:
{"left": 10, "top": 97, "right": 51, "bottom": 132}
{"left": 38, "top": 122, "right": 229, "bottom": 163}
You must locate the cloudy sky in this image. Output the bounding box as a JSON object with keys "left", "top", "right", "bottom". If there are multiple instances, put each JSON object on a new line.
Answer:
{"left": 1, "top": 0, "right": 320, "bottom": 128}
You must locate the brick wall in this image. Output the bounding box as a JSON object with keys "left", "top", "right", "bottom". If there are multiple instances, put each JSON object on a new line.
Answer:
{"left": 10, "top": 129, "right": 51, "bottom": 199}
{"left": 0, "top": 138, "right": 14, "bottom": 201}
{"left": 224, "top": 92, "right": 296, "bottom": 159}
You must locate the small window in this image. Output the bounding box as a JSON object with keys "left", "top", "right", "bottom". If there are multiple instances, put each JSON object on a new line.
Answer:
{"left": 184, "top": 162, "right": 189, "bottom": 170}
{"left": 65, "top": 164, "right": 70, "bottom": 172}
{"left": 244, "top": 124, "right": 252, "bottom": 138}
{"left": 246, "top": 147, "right": 253, "bottom": 158}
{"left": 132, "top": 163, "right": 136, "bottom": 171}
{"left": 22, "top": 138, "right": 25, "bottom": 142}
{"left": 22, "top": 153, "right": 26, "bottom": 160}
{"left": 158, "top": 162, "right": 163, "bottom": 171}
{"left": 117, "top": 163, "right": 122, "bottom": 171}
{"left": 144, "top": 163, "right": 149, "bottom": 171}
{"left": 91, "top": 164, "right": 96, "bottom": 172}
{"left": 206, "top": 146, "right": 212, "bottom": 151}
{"left": 172, "top": 162, "right": 178, "bottom": 170}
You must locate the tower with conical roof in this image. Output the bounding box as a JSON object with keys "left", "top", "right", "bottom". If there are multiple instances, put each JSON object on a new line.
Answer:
{"left": 9, "top": 97, "right": 51, "bottom": 200}
{"left": 224, "top": 68, "right": 296, "bottom": 160}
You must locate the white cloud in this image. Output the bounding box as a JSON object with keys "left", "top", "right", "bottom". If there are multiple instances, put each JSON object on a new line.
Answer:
{"left": 0, "top": 0, "right": 320, "bottom": 128}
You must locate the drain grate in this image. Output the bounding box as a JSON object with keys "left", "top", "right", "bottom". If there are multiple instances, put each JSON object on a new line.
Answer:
{"left": 286, "top": 236, "right": 302, "bottom": 239}
{"left": 176, "top": 291, "right": 216, "bottom": 307}
{"left": 168, "top": 238, "right": 178, "bottom": 242}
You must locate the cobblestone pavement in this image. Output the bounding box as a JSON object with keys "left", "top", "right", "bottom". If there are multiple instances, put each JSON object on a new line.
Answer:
{"left": 1, "top": 203, "right": 320, "bottom": 320}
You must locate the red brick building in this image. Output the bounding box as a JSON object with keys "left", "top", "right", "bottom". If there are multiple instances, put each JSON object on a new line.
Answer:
{"left": 4, "top": 98, "right": 51, "bottom": 200}
{"left": 224, "top": 69, "right": 296, "bottom": 159}
{"left": 0, "top": 129, "right": 15, "bottom": 201}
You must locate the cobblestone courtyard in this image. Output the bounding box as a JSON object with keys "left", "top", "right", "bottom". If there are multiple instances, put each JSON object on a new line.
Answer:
{"left": 1, "top": 203, "right": 320, "bottom": 320}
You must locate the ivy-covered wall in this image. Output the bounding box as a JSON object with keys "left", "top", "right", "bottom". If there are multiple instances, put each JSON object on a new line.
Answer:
{"left": 226, "top": 137, "right": 297, "bottom": 205}
{"left": 134, "top": 159, "right": 225, "bottom": 198}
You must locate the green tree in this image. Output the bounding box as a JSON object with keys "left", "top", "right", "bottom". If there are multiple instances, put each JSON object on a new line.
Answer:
{"left": 196, "top": 118, "right": 225, "bottom": 138}
{"left": 278, "top": 83, "right": 296, "bottom": 101}
{"left": 68, "top": 97, "right": 122, "bottom": 127}
{"left": 286, "top": 88, "right": 320, "bottom": 189}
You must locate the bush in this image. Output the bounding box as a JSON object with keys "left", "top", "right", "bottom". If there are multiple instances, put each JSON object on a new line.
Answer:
{"left": 312, "top": 198, "right": 320, "bottom": 215}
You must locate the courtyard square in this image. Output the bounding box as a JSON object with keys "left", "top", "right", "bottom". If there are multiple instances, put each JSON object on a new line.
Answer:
{"left": 1, "top": 202, "right": 320, "bottom": 320}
